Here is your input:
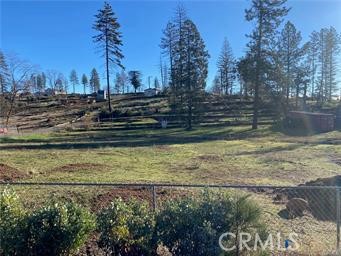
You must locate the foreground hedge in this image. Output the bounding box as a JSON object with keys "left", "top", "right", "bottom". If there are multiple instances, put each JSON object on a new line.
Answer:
{"left": 97, "top": 198, "right": 155, "bottom": 255}
{"left": 0, "top": 189, "right": 96, "bottom": 256}
{"left": 1, "top": 189, "right": 267, "bottom": 256}
{"left": 156, "top": 191, "right": 267, "bottom": 255}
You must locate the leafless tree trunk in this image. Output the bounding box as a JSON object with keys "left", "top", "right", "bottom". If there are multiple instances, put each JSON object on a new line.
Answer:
{"left": 3, "top": 54, "right": 35, "bottom": 128}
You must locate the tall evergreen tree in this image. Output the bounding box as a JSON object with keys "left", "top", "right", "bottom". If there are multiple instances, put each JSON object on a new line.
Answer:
{"left": 93, "top": 1, "right": 124, "bottom": 112}
{"left": 316, "top": 28, "right": 328, "bottom": 103}
{"left": 161, "top": 21, "right": 178, "bottom": 102}
{"left": 307, "top": 31, "right": 319, "bottom": 98}
{"left": 69, "top": 69, "right": 79, "bottom": 94}
{"left": 245, "top": 0, "right": 289, "bottom": 129}
{"left": 114, "top": 72, "right": 122, "bottom": 94}
{"left": 294, "top": 61, "right": 310, "bottom": 107}
{"left": 129, "top": 71, "right": 142, "bottom": 93}
{"left": 325, "top": 27, "right": 340, "bottom": 101}
{"left": 161, "top": 6, "right": 188, "bottom": 107}
{"left": 120, "top": 70, "right": 129, "bottom": 93}
{"left": 159, "top": 56, "right": 168, "bottom": 90}
{"left": 114, "top": 71, "right": 128, "bottom": 94}
{"left": 237, "top": 53, "right": 257, "bottom": 98}
{"left": 278, "top": 21, "right": 304, "bottom": 106}
{"left": 217, "top": 38, "right": 235, "bottom": 95}
{"left": 211, "top": 76, "right": 222, "bottom": 95}
{"left": 81, "top": 74, "right": 88, "bottom": 95}
{"left": 154, "top": 77, "right": 160, "bottom": 89}
{"left": 178, "top": 19, "right": 209, "bottom": 129}
{"left": 161, "top": 7, "right": 209, "bottom": 129}
{"left": 90, "top": 68, "right": 101, "bottom": 93}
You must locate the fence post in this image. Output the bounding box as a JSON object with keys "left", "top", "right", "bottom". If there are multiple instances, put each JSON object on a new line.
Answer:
{"left": 337, "top": 188, "right": 340, "bottom": 253}
{"left": 152, "top": 185, "right": 157, "bottom": 211}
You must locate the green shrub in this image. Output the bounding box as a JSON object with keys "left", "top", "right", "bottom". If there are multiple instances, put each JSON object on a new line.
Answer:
{"left": 156, "top": 191, "right": 267, "bottom": 256}
{"left": 20, "top": 203, "right": 95, "bottom": 256}
{"left": 97, "top": 198, "right": 155, "bottom": 255}
{"left": 0, "top": 188, "right": 27, "bottom": 255}
{"left": 226, "top": 195, "right": 268, "bottom": 255}
{"left": 156, "top": 192, "right": 230, "bottom": 255}
{"left": 1, "top": 190, "right": 95, "bottom": 256}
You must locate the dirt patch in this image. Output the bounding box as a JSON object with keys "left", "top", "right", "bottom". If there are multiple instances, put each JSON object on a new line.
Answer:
{"left": 304, "top": 175, "right": 341, "bottom": 186}
{"left": 91, "top": 187, "right": 193, "bottom": 212}
{"left": 154, "top": 145, "right": 172, "bottom": 152}
{"left": 77, "top": 233, "right": 105, "bottom": 256}
{"left": 276, "top": 175, "right": 341, "bottom": 221}
{"left": 92, "top": 187, "right": 152, "bottom": 211}
{"left": 194, "top": 154, "right": 224, "bottom": 162}
{"left": 329, "top": 154, "right": 341, "bottom": 166}
{"left": 52, "top": 163, "right": 108, "bottom": 173}
{"left": 0, "top": 164, "right": 28, "bottom": 182}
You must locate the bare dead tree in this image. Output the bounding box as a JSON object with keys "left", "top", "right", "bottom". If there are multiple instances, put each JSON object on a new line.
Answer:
{"left": 46, "top": 69, "right": 60, "bottom": 90}
{"left": 3, "top": 54, "right": 36, "bottom": 127}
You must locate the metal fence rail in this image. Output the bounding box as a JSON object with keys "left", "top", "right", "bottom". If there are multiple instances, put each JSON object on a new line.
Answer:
{"left": 1, "top": 181, "right": 340, "bottom": 189}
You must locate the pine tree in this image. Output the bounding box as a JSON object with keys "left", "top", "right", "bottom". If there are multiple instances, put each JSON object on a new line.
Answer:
{"left": 93, "top": 1, "right": 124, "bottom": 112}
{"left": 159, "top": 56, "right": 168, "bottom": 90}
{"left": 161, "top": 6, "right": 188, "bottom": 108}
{"left": 245, "top": 0, "right": 289, "bottom": 129}
{"left": 81, "top": 74, "right": 88, "bottom": 95}
{"left": 307, "top": 31, "right": 319, "bottom": 98}
{"left": 179, "top": 19, "right": 209, "bottom": 129}
{"left": 278, "top": 21, "right": 304, "bottom": 106}
{"left": 217, "top": 38, "right": 235, "bottom": 95}
{"left": 90, "top": 68, "right": 101, "bottom": 93}
{"left": 120, "top": 70, "right": 129, "bottom": 93}
{"left": 325, "top": 27, "right": 340, "bottom": 101}
{"left": 69, "top": 69, "right": 79, "bottom": 94}
{"left": 154, "top": 77, "right": 160, "bottom": 89}
{"left": 161, "top": 7, "right": 209, "bottom": 129}
{"left": 161, "top": 21, "right": 178, "bottom": 102}
{"left": 237, "top": 53, "right": 257, "bottom": 98}
{"left": 294, "top": 61, "right": 310, "bottom": 107}
{"left": 211, "top": 76, "right": 222, "bottom": 95}
{"left": 114, "top": 72, "right": 122, "bottom": 94}
{"left": 129, "top": 71, "right": 142, "bottom": 93}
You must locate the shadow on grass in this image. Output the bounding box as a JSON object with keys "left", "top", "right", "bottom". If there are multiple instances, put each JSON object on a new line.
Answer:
{"left": 224, "top": 143, "right": 304, "bottom": 157}
{"left": 271, "top": 124, "right": 321, "bottom": 137}
{"left": 0, "top": 125, "right": 269, "bottom": 150}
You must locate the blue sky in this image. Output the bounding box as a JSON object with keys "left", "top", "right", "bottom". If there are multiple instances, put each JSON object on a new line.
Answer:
{"left": 1, "top": 0, "right": 340, "bottom": 93}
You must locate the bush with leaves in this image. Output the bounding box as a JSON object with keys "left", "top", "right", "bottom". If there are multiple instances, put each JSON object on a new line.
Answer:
{"left": 156, "top": 191, "right": 267, "bottom": 256}
{"left": 0, "top": 188, "right": 27, "bottom": 255}
{"left": 0, "top": 189, "right": 95, "bottom": 256}
{"left": 97, "top": 198, "right": 155, "bottom": 255}
{"left": 20, "top": 203, "right": 96, "bottom": 256}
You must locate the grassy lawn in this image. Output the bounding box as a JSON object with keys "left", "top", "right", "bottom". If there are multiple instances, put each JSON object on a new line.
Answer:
{"left": 0, "top": 125, "right": 340, "bottom": 186}
{"left": 1, "top": 125, "right": 340, "bottom": 254}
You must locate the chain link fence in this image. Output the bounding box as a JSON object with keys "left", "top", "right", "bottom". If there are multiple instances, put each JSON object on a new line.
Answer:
{"left": 1, "top": 182, "right": 340, "bottom": 255}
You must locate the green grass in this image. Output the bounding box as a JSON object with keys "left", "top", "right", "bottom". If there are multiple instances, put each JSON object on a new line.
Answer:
{"left": 1, "top": 125, "right": 340, "bottom": 186}
{"left": 1, "top": 125, "right": 340, "bottom": 255}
